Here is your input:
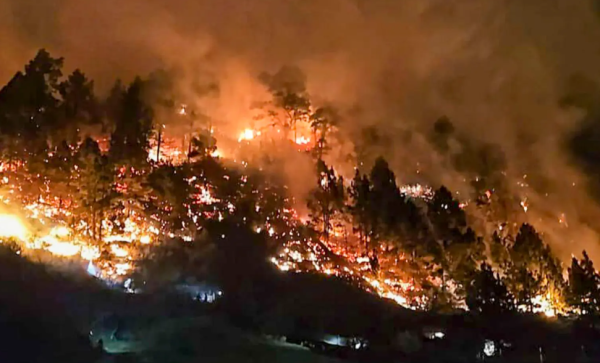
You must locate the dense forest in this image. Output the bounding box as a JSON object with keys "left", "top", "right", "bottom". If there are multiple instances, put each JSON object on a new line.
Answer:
{"left": 2, "top": 49, "right": 600, "bottom": 337}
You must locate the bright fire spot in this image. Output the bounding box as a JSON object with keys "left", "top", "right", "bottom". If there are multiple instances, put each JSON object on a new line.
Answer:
{"left": 238, "top": 129, "right": 255, "bottom": 142}
{"left": 295, "top": 136, "right": 310, "bottom": 145}
{"left": 485, "top": 190, "right": 492, "bottom": 199}
{"left": 111, "top": 244, "right": 129, "bottom": 258}
{"left": 51, "top": 226, "right": 70, "bottom": 238}
{"left": 211, "top": 149, "right": 222, "bottom": 158}
{"left": 559, "top": 213, "right": 568, "bottom": 227}
{"left": 400, "top": 184, "right": 434, "bottom": 201}
{"left": 520, "top": 199, "right": 528, "bottom": 213}
{"left": 81, "top": 245, "right": 101, "bottom": 261}
{"left": 140, "top": 235, "right": 151, "bottom": 244}
{"left": 115, "top": 263, "right": 132, "bottom": 275}
{"left": 0, "top": 214, "right": 28, "bottom": 241}
{"left": 519, "top": 294, "right": 557, "bottom": 318}
{"left": 178, "top": 104, "right": 187, "bottom": 115}
{"left": 46, "top": 241, "right": 80, "bottom": 257}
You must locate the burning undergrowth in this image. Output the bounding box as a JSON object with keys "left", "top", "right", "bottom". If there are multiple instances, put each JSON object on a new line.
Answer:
{"left": 2, "top": 48, "right": 600, "bottom": 320}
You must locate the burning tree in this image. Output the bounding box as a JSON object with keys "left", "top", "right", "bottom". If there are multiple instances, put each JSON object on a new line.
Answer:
{"left": 466, "top": 262, "right": 515, "bottom": 316}
{"left": 567, "top": 251, "right": 600, "bottom": 317}
{"left": 307, "top": 160, "right": 345, "bottom": 242}
{"left": 0, "top": 48, "right": 598, "bottom": 320}
{"left": 259, "top": 65, "right": 311, "bottom": 142}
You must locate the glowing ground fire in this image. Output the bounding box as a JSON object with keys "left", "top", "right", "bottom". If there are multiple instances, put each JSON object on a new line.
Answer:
{"left": 0, "top": 214, "right": 28, "bottom": 241}
{"left": 0, "top": 118, "right": 570, "bottom": 318}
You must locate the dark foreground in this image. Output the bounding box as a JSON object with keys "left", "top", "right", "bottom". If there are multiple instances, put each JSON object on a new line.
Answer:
{"left": 1, "top": 245, "right": 600, "bottom": 363}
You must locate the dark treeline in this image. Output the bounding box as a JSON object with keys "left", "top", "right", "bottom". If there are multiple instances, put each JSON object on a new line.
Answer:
{"left": 307, "top": 153, "right": 600, "bottom": 317}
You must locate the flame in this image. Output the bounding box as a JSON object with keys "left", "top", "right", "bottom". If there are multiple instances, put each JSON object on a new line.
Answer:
{"left": 51, "top": 226, "right": 70, "bottom": 238}
{"left": 238, "top": 129, "right": 255, "bottom": 142}
{"left": 0, "top": 214, "right": 28, "bottom": 241}
{"left": 518, "top": 293, "right": 559, "bottom": 318}
{"left": 520, "top": 198, "right": 528, "bottom": 213}
{"left": 295, "top": 136, "right": 310, "bottom": 145}
{"left": 178, "top": 104, "right": 187, "bottom": 115}
{"left": 0, "top": 134, "right": 570, "bottom": 316}
{"left": 0, "top": 139, "right": 220, "bottom": 282}
{"left": 110, "top": 244, "right": 129, "bottom": 258}
{"left": 46, "top": 241, "right": 80, "bottom": 257}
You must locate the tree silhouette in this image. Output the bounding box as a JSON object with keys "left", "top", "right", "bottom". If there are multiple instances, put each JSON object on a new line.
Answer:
{"left": 109, "top": 77, "right": 154, "bottom": 167}
{"left": 73, "top": 137, "right": 114, "bottom": 240}
{"left": 56, "top": 69, "right": 99, "bottom": 145}
{"left": 369, "top": 157, "right": 402, "bottom": 244}
{"left": 309, "top": 106, "right": 338, "bottom": 160}
{"left": 507, "top": 224, "right": 565, "bottom": 312}
{"left": 0, "top": 49, "right": 64, "bottom": 157}
{"left": 307, "top": 160, "right": 345, "bottom": 242}
{"left": 466, "top": 262, "right": 514, "bottom": 316}
{"left": 259, "top": 65, "right": 311, "bottom": 141}
{"left": 348, "top": 169, "right": 372, "bottom": 251}
{"left": 567, "top": 251, "right": 600, "bottom": 317}
{"left": 146, "top": 165, "right": 194, "bottom": 235}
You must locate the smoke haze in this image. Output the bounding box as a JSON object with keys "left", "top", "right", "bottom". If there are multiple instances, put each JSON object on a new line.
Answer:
{"left": 3, "top": 0, "right": 600, "bottom": 260}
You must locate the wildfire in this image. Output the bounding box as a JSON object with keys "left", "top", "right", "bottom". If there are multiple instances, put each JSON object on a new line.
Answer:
{"left": 238, "top": 128, "right": 256, "bottom": 142}
{"left": 179, "top": 104, "right": 187, "bottom": 116}
{"left": 46, "top": 241, "right": 80, "bottom": 257}
{"left": 400, "top": 184, "right": 434, "bottom": 201}
{"left": 0, "top": 131, "right": 569, "bottom": 318}
{"left": 0, "top": 137, "right": 225, "bottom": 283}
{"left": 210, "top": 149, "right": 222, "bottom": 158}
{"left": 295, "top": 136, "right": 311, "bottom": 145}
{"left": 520, "top": 198, "right": 528, "bottom": 213}
{"left": 0, "top": 214, "right": 28, "bottom": 241}
{"left": 271, "top": 235, "right": 421, "bottom": 310}
{"left": 518, "top": 293, "right": 561, "bottom": 318}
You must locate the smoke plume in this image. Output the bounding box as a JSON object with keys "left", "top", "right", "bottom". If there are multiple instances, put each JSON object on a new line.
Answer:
{"left": 3, "top": 0, "right": 600, "bottom": 260}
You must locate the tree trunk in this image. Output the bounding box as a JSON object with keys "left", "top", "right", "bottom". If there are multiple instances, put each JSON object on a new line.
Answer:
{"left": 156, "top": 126, "right": 162, "bottom": 163}
{"left": 323, "top": 213, "right": 329, "bottom": 242}
{"left": 442, "top": 267, "right": 446, "bottom": 294}
{"left": 293, "top": 116, "right": 297, "bottom": 143}
{"left": 187, "top": 134, "right": 192, "bottom": 163}
{"left": 91, "top": 207, "right": 96, "bottom": 241}
{"left": 98, "top": 209, "right": 103, "bottom": 242}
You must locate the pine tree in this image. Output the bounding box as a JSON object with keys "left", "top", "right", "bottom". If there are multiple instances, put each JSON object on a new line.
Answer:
{"left": 46, "top": 140, "right": 76, "bottom": 209}
{"left": 507, "top": 223, "right": 565, "bottom": 312}
{"left": 425, "top": 185, "right": 470, "bottom": 299}
{"left": 507, "top": 265, "right": 541, "bottom": 312}
{"left": 309, "top": 106, "right": 337, "bottom": 160}
{"left": 369, "top": 157, "right": 401, "bottom": 243}
{"left": 146, "top": 165, "right": 194, "bottom": 235}
{"left": 56, "top": 69, "right": 99, "bottom": 145}
{"left": 188, "top": 133, "right": 217, "bottom": 161}
{"left": 307, "top": 160, "right": 345, "bottom": 242}
{"left": 567, "top": 251, "right": 600, "bottom": 316}
{"left": 348, "top": 169, "right": 372, "bottom": 250}
{"left": 259, "top": 65, "right": 311, "bottom": 141}
{"left": 466, "top": 262, "right": 514, "bottom": 316}
{"left": 73, "top": 138, "right": 114, "bottom": 240}
{"left": 0, "top": 49, "right": 64, "bottom": 157}
{"left": 109, "top": 78, "right": 153, "bottom": 167}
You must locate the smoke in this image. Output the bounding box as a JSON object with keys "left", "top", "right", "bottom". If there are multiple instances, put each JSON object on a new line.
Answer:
{"left": 3, "top": 0, "right": 600, "bottom": 260}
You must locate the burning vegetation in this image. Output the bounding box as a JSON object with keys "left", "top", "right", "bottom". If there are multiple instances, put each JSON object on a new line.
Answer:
{"left": 1, "top": 49, "right": 600, "bottom": 323}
